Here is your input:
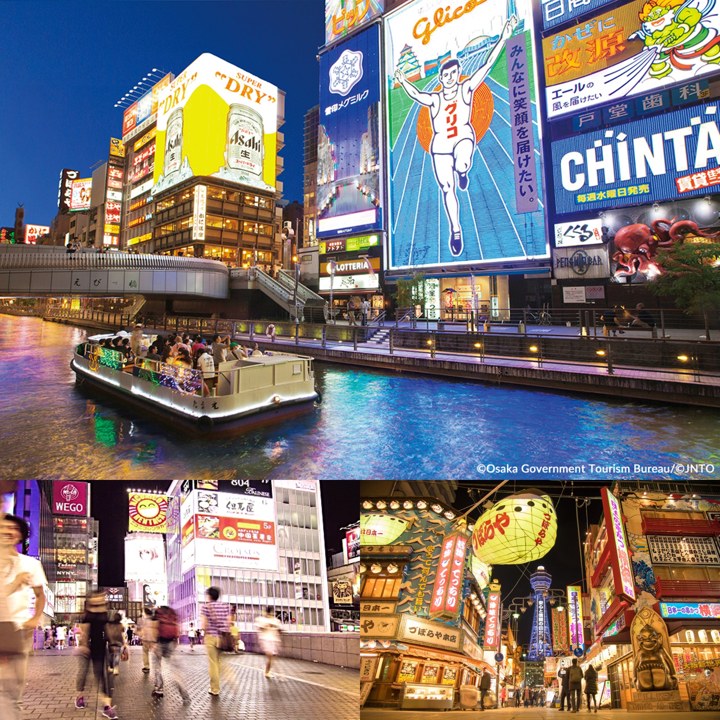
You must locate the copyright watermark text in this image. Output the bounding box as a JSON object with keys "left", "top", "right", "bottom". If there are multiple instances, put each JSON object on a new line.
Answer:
{"left": 476, "top": 463, "right": 716, "bottom": 477}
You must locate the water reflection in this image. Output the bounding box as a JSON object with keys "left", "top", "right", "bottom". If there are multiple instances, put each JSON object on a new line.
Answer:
{"left": 0, "top": 316, "right": 718, "bottom": 480}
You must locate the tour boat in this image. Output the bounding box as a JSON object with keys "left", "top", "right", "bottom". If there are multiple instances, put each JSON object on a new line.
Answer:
{"left": 70, "top": 336, "right": 320, "bottom": 433}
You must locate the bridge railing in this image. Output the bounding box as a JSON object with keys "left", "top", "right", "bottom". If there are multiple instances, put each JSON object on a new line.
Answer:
{"left": 0, "top": 251, "right": 229, "bottom": 274}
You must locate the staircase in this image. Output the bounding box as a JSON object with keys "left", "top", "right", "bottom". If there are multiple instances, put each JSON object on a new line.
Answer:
{"left": 229, "top": 267, "right": 325, "bottom": 321}
{"left": 364, "top": 327, "right": 391, "bottom": 349}
{"left": 126, "top": 295, "right": 147, "bottom": 322}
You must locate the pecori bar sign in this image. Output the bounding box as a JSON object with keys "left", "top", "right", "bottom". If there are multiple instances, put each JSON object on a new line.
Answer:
{"left": 601, "top": 487, "right": 636, "bottom": 602}
{"left": 429, "top": 533, "right": 467, "bottom": 619}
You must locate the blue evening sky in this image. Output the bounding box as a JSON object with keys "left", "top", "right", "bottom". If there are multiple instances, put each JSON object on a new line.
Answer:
{"left": 0, "top": 0, "right": 324, "bottom": 228}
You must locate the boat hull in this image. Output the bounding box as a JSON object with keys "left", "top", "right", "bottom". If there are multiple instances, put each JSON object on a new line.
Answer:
{"left": 70, "top": 355, "right": 318, "bottom": 436}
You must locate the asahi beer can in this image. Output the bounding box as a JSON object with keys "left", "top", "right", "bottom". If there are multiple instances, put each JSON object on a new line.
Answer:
{"left": 226, "top": 104, "right": 264, "bottom": 179}
{"left": 164, "top": 108, "right": 184, "bottom": 176}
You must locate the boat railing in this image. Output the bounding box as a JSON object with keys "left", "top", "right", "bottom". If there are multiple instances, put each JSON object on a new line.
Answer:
{"left": 76, "top": 342, "right": 313, "bottom": 398}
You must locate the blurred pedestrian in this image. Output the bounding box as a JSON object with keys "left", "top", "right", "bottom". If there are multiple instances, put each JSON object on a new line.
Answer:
{"left": 0, "top": 514, "right": 47, "bottom": 719}
{"left": 584, "top": 665, "right": 598, "bottom": 712}
{"left": 201, "top": 587, "right": 231, "bottom": 696}
{"left": 558, "top": 664, "right": 570, "bottom": 711}
{"left": 151, "top": 605, "right": 189, "bottom": 704}
{"left": 138, "top": 607, "right": 157, "bottom": 675}
{"left": 75, "top": 591, "right": 118, "bottom": 718}
{"left": 255, "top": 606, "right": 282, "bottom": 678}
{"left": 479, "top": 669, "right": 492, "bottom": 710}
{"left": 105, "top": 613, "right": 125, "bottom": 677}
{"left": 187, "top": 623, "right": 196, "bottom": 651}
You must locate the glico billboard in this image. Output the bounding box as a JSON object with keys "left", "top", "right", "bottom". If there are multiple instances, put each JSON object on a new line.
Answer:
{"left": 543, "top": 0, "right": 720, "bottom": 120}
{"left": 152, "top": 53, "right": 278, "bottom": 196}
{"left": 384, "top": 0, "right": 548, "bottom": 270}
{"left": 318, "top": 23, "right": 383, "bottom": 238}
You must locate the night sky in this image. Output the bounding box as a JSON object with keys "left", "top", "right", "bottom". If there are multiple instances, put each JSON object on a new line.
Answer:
{"left": 90, "top": 480, "right": 358, "bottom": 586}
{"left": 0, "top": 1, "right": 325, "bottom": 228}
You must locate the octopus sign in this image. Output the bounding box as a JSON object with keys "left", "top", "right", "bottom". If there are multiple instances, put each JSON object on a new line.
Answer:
{"left": 471, "top": 491, "right": 558, "bottom": 565}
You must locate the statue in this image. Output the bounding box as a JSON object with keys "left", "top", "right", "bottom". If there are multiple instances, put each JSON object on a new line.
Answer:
{"left": 631, "top": 606, "right": 677, "bottom": 691}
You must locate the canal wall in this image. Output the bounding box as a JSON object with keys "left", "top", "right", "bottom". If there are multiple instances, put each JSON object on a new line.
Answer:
{"left": 249, "top": 340, "right": 720, "bottom": 409}
{"left": 35, "top": 313, "right": 720, "bottom": 408}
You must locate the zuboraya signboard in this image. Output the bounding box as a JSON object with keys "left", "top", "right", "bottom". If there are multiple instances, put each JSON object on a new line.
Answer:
{"left": 552, "top": 102, "right": 720, "bottom": 214}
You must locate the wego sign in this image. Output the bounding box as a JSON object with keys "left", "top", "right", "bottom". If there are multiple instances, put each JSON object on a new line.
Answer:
{"left": 52, "top": 482, "right": 88, "bottom": 517}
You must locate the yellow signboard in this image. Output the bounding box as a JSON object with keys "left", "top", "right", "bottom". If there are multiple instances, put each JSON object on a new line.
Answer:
{"left": 109, "top": 137, "right": 126, "bottom": 158}
{"left": 153, "top": 53, "right": 278, "bottom": 197}
{"left": 128, "top": 492, "right": 168, "bottom": 534}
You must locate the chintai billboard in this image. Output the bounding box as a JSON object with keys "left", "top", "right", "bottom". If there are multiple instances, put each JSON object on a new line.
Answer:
{"left": 318, "top": 24, "right": 383, "bottom": 238}
{"left": 384, "top": 0, "right": 548, "bottom": 270}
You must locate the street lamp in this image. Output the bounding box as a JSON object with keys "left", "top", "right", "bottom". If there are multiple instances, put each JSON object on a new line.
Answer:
{"left": 292, "top": 255, "right": 301, "bottom": 324}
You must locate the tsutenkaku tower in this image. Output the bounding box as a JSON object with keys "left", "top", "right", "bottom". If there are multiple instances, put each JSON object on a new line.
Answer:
{"left": 527, "top": 566, "right": 553, "bottom": 661}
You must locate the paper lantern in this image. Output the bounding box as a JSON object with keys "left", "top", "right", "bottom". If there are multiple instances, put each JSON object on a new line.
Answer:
{"left": 471, "top": 490, "right": 557, "bottom": 565}
{"left": 360, "top": 513, "right": 409, "bottom": 545}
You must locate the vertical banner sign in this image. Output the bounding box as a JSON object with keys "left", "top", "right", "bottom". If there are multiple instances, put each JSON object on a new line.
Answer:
{"left": 506, "top": 35, "right": 538, "bottom": 213}
{"left": 567, "top": 585, "right": 583, "bottom": 650}
{"left": 551, "top": 606, "right": 569, "bottom": 652}
{"left": 484, "top": 590, "right": 502, "bottom": 650}
{"left": 601, "top": 487, "right": 637, "bottom": 602}
{"left": 318, "top": 24, "right": 382, "bottom": 238}
{"left": 193, "top": 184, "right": 207, "bottom": 241}
{"left": 430, "top": 533, "right": 467, "bottom": 618}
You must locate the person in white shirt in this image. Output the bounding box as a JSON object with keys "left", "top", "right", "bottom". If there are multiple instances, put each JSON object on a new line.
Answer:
{"left": 0, "top": 514, "right": 47, "bottom": 715}
{"left": 255, "top": 606, "right": 282, "bottom": 678}
{"left": 196, "top": 347, "right": 216, "bottom": 397}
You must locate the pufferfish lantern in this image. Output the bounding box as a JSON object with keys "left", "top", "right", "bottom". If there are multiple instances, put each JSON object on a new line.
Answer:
{"left": 471, "top": 490, "right": 557, "bottom": 565}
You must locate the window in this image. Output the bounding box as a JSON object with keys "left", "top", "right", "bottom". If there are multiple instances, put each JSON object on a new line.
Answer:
{"left": 361, "top": 576, "right": 401, "bottom": 599}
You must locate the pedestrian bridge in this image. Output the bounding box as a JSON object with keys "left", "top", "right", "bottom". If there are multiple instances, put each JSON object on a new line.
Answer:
{"left": 0, "top": 248, "right": 229, "bottom": 299}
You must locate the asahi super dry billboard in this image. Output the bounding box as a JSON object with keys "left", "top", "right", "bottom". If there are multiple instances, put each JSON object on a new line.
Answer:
{"left": 152, "top": 53, "right": 278, "bottom": 196}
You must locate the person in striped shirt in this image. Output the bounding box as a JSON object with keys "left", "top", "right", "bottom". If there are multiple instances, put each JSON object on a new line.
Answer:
{"left": 200, "top": 587, "right": 231, "bottom": 697}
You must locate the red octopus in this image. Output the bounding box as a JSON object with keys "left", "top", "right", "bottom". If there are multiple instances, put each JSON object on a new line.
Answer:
{"left": 612, "top": 218, "right": 720, "bottom": 279}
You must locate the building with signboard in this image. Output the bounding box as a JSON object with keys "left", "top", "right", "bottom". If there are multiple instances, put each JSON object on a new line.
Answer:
{"left": 360, "top": 494, "right": 499, "bottom": 710}
{"left": 165, "top": 480, "right": 330, "bottom": 634}
{"left": 583, "top": 483, "right": 720, "bottom": 712}
{"left": 536, "top": 0, "right": 720, "bottom": 308}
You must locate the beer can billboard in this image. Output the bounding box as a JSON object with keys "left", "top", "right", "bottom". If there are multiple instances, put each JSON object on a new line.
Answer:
{"left": 152, "top": 53, "right": 278, "bottom": 196}
{"left": 384, "top": 0, "right": 547, "bottom": 270}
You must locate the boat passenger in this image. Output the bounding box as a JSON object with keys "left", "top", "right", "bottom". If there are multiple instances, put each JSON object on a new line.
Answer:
{"left": 130, "top": 324, "right": 144, "bottom": 356}
{"left": 228, "top": 342, "right": 247, "bottom": 360}
{"left": 251, "top": 343, "right": 263, "bottom": 357}
{"left": 146, "top": 342, "right": 163, "bottom": 362}
{"left": 172, "top": 346, "right": 193, "bottom": 368}
{"left": 196, "top": 347, "right": 216, "bottom": 397}
{"left": 191, "top": 335, "right": 206, "bottom": 357}
{"left": 211, "top": 334, "right": 230, "bottom": 366}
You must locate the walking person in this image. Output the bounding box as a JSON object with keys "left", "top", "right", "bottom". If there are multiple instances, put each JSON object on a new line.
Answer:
{"left": 187, "top": 622, "right": 196, "bottom": 651}
{"left": 479, "top": 669, "right": 492, "bottom": 710}
{"left": 584, "top": 665, "right": 599, "bottom": 713}
{"left": 105, "top": 613, "right": 125, "bottom": 677}
{"left": 201, "top": 587, "right": 231, "bottom": 697}
{"left": 558, "top": 664, "right": 570, "bottom": 711}
{"left": 255, "top": 606, "right": 282, "bottom": 678}
{"left": 74, "top": 591, "right": 118, "bottom": 718}
{"left": 568, "top": 658, "right": 584, "bottom": 712}
{"left": 151, "top": 605, "right": 189, "bottom": 704}
{"left": 0, "top": 514, "right": 47, "bottom": 720}
{"left": 139, "top": 607, "right": 157, "bottom": 675}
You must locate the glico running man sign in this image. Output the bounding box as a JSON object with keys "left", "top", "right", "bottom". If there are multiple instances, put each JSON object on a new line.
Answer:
{"left": 384, "top": 0, "right": 547, "bottom": 270}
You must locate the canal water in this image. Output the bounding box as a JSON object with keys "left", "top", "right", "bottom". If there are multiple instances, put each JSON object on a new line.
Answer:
{"left": 1, "top": 316, "right": 718, "bottom": 480}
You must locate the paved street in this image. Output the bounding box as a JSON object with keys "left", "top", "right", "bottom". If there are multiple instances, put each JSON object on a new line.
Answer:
{"left": 11, "top": 646, "right": 357, "bottom": 720}
{"left": 361, "top": 708, "right": 703, "bottom": 719}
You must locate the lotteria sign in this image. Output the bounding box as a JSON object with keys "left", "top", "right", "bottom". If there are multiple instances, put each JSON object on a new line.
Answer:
{"left": 52, "top": 482, "right": 89, "bottom": 517}
{"left": 660, "top": 602, "right": 720, "bottom": 620}
{"left": 601, "top": 487, "right": 636, "bottom": 602}
{"left": 429, "top": 533, "right": 467, "bottom": 619}
{"left": 552, "top": 103, "right": 720, "bottom": 214}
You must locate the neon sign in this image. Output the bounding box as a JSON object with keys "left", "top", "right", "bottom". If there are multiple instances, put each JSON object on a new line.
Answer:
{"left": 601, "top": 487, "right": 636, "bottom": 602}
{"left": 429, "top": 533, "right": 467, "bottom": 619}
{"left": 484, "top": 590, "right": 501, "bottom": 650}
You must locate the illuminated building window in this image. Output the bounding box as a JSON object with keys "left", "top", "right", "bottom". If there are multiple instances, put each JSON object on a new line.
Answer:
{"left": 360, "top": 576, "right": 401, "bottom": 599}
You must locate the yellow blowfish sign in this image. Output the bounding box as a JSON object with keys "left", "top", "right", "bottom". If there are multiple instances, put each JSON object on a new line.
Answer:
{"left": 471, "top": 490, "right": 557, "bottom": 565}
{"left": 360, "top": 513, "right": 409, "bottom": 545}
